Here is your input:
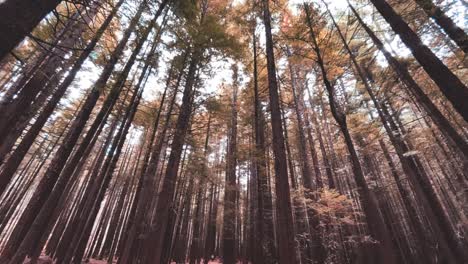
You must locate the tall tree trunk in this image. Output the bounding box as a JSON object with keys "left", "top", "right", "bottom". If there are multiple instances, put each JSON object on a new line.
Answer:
{"left": 117, "top": 55, "right": 184, "bottom": 264}
{"left": 344, "top": 11, "right": 468, "bottom": 262}
{"left": 325, "top": 5, "right": 437, "bottom": 263}
{"left": 347, "top": 2, "right": 468, "bottom": 160}
{"left": 203, "top": 183, "right": 218, "bottom": 263}
{"left": 261, "top": 1, "right": 298, "bottom": 262}
{"left": 222, "top": 65, "right": 239, "bottom": 264}
{"left": 189, "top": 114, "right": 211, "bottom": 264}
{"left": 287, "top": 52, "right": 326, "bottom": 263}
{"left": 306, "top": 87, "right": 335, "bottom": 189}
{"left": 67, "top": 79, "right": 143, "bottom": 263}
{"left": 367, "top": 0, "right": 468, "bottom": 121}
{"left": 252, "top": 31, "right": 276, "bottom": 264}
{"left": 414, "top": 0, "right": 468, "bottom": 53}
{"left": 0, "top": 0, "right": 101, "bottom": 152}
{"left": 0, "top": 0, "right": 125, "bottom": 192}
{"left": 0, "top": 1, "right": 170, "bottom": 260}
{"left": 10, "top": 54, "right": 144, "bottom": 263}
{"left": 378, "top": 138, "right": 433, "bottom": 263}
{"left": 304, "top": 4, "right": 397, "bottom": 264}
{"left": 0, "top": 0, "right": 64, "bottom": 60}
{"left": 143, "top": 52, "right": 199, "bottom": 264}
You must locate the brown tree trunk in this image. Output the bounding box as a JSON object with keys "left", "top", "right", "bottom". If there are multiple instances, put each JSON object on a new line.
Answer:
{"left": 368, "top": 0, "right": 468, "bottom": 121}
{"left": 0, "top": 0, "right": 63, "bottom": 60}
{"left": 117, "top": 55, "right": 184, "bottom": 264}
{"left": 287, "top": 53, "right": 326, "bottom": 263}
{"left": 339, "top": 8, "right": 468, "bottom": 261}
{"left": 142, "top": 52, "right": 199, "bottom": 263}
{"left": 261, "top": 1, "right": 298, "bottom": 262}
{"left": 222, "top": 65, "right": 239, "bottom": 264}
{"left": 306, "top": 87, "right": 336, "bottom": 189}
{"left": 189, "top": 114, "right": 211, "bottom": 264}
{"left": 0, "top": 0, "right": 101, "bottom": 153}
{"left": 0, "top": 0, "right": 125, "bottom": 193}
{"left": 0, "top": 1, "right": 165, "bottom": 261}
{"left": 326, "top": 6, "right": 437, "bottom": 262}
{"left": 347, "top": 3, "right": 468, "bottom": 159}
{"left": 304, "top": 4, "right": 397, "bottom": 264}
{"left": 252, "top": 32, "right": 276, "bottom": 264}
{"left": 204, "top": 183, "right": 219, "bottom": 263}
{"left": 414, "top": 0, "right": 468, "bottom": 53}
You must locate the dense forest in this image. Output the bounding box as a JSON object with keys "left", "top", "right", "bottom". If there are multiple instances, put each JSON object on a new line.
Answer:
{"left": 0, "top": 0, "right": 467, "bottom": 263}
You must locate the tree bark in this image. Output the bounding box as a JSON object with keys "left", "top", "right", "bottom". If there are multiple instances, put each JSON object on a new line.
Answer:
{"left": 367, "top": 0, "right": 468, "bottom": 121}
{"left": 117, "top": 54, "right": 184, "bottom": 264}
{"left": 0, "top": 1, "right": 163, "bottom": 261}
{"left": 143, "top": 52, "right": 199, "bottom": 264}
{"left": 0, "top": 0, "right": 64, "bottom": 60}
{"left": 414, "top": 0, "right": 468, "bottom": 53}
{"left": 304, "top": 4, "right": 397, "bottom": 263}
{"left": 0, "top": 0, "right": 125, "bottom": 193}
{"left": 347, "top": 2, "right": 468, "bottom": 159}
{"left": 287, "top": 52, "right": 326, "bottom": 263}
{"left": 252, "top": 32, "right": 276, "bottom": 264}
{"left": 261, "top": 1, "right": 298, "bottom": 262}
{"left": 0, "top": 0, "right": 101, "bottom": 154}
{"left": 222, "top": 65, "right": 239, "bottom": 264}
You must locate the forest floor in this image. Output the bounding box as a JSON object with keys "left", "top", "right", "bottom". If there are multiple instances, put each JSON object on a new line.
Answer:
{"left": 26, "top": 255, "right": 226, "bottom": 263}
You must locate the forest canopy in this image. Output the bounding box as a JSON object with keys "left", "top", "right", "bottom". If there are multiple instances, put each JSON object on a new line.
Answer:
{"left": 0, "top": 0, "right": 466, "bottom": 263}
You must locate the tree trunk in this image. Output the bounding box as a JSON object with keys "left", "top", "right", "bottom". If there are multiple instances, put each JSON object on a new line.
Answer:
{"left": 143, "top": 52, "right": 199, "bottom": 264}
{"left": 0, "top": 0, "right": 101, "bottom": 154}
{"left": 117, "top": 55, "right": 184, "bottom": 264}
{"left": 326, "top": 5, "right": 438, "bottom": 262}
{"left": 0, "top": 0, "right": 63, "bottom": 60}
{"left": 306, "top": 87, "right": 336, "bottom": 189}
{"left": 222, "top": 65, "right": 239, "bottom": 264}
{"left": 304, "top": 4, "right": 397, "bottom": 264}
{"left": 340, "top": 9, "right": 468, "bottom": 262}
{"left": 288, "top": 53, "right": 326, "bottom": 263}
{"left": 67, "top": 79, "right": 143, "bottom": 263}
{"left": 0, "top": 0, "right": 125, "bottom": 193}
{"left": 368, "top": 0, "right": 468, "bottom": 121}
{"left": 261, "top": 1, "right": 298, "bottom": 262}
{"left": 252, "top": 31, "right": 276, "bottom": 264}
{"left": 0, "top": 1, "right": 162, "bottom": 261}
{"left": 347, "top": 3, "right": 468, "bottom": 160}
{"left": 414, "top": 0, "right": 468, "bottom": 53}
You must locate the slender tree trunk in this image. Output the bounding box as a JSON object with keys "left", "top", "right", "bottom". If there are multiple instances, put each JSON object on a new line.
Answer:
{"left": 261, "top": 1, "right": 298, "bottom": 262}
{"left": 327, "top": 6, "right": 435, "bottom": 261}
{"left": 204, "top": 183, "right": 218, "bottom": 263}
{"left": 117, "top": 55, "right": 183, "bottom": 264}
{"left": 304, "top": 4, "right": 397, "bottom": 264}
{"left": 60, "top": 80, "right": 140, "bottom": 263}
{"left": 128, "top": 56, "right": 185, "bottom": 257}
{"left": 252, "top": 32, "right": 277, "bottom": 264}
{"left": 0, "top": 0, "right": 64, "bottom": 60}
{"left": 69, "top": 86, "right": 143, "bottom": 263}
{"left": 347, "top": 3, "right": 468, "bottom": 159}
{"left": 0, "top": 0, "right": 101, "bottom": 150}
{"left": 306, "top": 87, "right": 335, "bottom": 189}
{"left": 414, "top": 0, "right": 468, "bottom": 53}
{"left": 287, "top": 53, "right": 326, "bottom": 263}
{"left": 222, "top": 65, "right": 239, "bottom": 264}
{"left": 0, "top": 0, "right": 125, "bottom": 192}
{"left": 336, "top": 8, "right": 468, "bottom": 261}
{"left": 143, "top": 51, "right": 199, "bottom": 263}
{"left": 0, "top": 1, "right": 166, "bottom": 261}
{"left": 189, "top": 114, "right": 212, "bottom": 264}
{"left": 367, "top": 0, "right": 468, "bottom": 121}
